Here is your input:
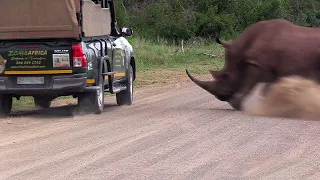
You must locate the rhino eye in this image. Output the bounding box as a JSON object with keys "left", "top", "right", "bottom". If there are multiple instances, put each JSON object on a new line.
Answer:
{"left": 221, "top": 73, "right": 229, "bottom": 79}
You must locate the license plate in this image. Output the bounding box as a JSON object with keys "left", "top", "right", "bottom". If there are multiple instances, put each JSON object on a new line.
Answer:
{"left": 17, "top": 77, "right": 44, "bottom": 85}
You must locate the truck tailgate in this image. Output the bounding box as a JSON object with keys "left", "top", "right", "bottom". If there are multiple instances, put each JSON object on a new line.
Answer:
{"left": 0, "top": 41, "right": 73, "bottom": 74}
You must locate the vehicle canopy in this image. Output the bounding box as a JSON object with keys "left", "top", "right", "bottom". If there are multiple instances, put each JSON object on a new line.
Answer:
{"left": 0, "top": 0, "right": 112, "bottom": 40}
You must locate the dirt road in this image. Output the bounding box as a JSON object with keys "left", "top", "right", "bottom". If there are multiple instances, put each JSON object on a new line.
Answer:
{"left": 1, "top": 79, "right": 320, "bottom": 180}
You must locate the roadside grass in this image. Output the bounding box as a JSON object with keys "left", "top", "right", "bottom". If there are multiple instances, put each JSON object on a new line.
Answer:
{"left": 129, "top": 37, "right": 225, "bottom": 73}
{"left": 12, "top": 37, "right": 225, "bottom": 109}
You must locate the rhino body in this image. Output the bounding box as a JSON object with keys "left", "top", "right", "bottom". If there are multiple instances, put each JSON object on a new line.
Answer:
{"left": 186, "top": 19, "right": 320, "bottom": 110}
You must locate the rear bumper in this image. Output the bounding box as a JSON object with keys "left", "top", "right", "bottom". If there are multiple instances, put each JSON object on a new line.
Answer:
{"left": 0, "top": 74, "right": 96, "bottom": 95}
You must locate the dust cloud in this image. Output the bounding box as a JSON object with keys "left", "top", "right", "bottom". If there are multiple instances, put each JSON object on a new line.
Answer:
{"left": 242, "top": 75, "right": 320, "bottom": 120}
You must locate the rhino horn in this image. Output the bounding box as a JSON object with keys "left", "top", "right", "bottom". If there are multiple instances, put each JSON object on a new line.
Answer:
{"left": 215, "top": 37, "right": 231, "bottom": 48}
{"left": 186, "top": 69, "right": 216, "bottom": 95}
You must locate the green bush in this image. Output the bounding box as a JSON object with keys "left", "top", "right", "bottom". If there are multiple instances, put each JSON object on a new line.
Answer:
{"left": 116, "top": 0, "right": 320, "bottom": 42}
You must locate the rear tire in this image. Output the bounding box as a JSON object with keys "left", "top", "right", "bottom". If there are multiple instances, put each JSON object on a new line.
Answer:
{"left": 116, "top": 65, "right": 133, "bottom": 105}
{"left": 78, "top": 75, "right": 104, "bottom": 114}
{"left": 34, "top": 97, "right": 51, "bottom": 109}
{"left": 0, "top": 95, "right": 12, "bottom": 117}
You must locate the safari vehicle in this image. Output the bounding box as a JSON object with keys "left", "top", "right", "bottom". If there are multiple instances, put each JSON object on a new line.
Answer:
{"left": 0, "top": 0, "right": 136, "bottom": 116}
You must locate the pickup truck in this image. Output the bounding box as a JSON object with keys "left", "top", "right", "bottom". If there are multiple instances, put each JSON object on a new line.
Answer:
{"left": 0, "top": 0, "right": 136, "bottom": 116}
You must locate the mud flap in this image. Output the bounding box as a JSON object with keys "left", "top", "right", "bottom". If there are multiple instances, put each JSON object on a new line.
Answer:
{"left": 0, "top": 94, "right": 12, "bottom": 117}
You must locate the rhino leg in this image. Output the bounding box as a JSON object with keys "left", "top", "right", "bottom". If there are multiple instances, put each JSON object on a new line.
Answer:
{"left": 229, "top": 63, "right": 272, "bottom": 110}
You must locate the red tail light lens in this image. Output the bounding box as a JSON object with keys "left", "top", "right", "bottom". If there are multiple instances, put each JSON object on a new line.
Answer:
{"left": 72, "top": 44, "right": 87, "bottom": 68}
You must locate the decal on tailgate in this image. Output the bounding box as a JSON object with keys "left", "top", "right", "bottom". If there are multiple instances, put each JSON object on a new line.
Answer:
{"left": 53, "top": 49, "right": 71, "bottom": 68}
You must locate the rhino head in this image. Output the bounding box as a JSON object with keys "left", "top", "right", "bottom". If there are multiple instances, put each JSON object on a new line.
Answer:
{"left": 186, "top": 36, "right": 277, "bottom": 110}
{"left": 186, "top": 37, "right": 244, "bottom": 109}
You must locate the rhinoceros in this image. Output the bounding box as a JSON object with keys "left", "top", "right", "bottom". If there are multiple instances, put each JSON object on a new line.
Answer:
{"left": 186, "top": 19, "right": 320, "bottom": 110}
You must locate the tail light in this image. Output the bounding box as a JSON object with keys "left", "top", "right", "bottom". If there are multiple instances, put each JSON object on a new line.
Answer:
{"left": 72, "top": 44, "right": 87, "bottom": 68}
